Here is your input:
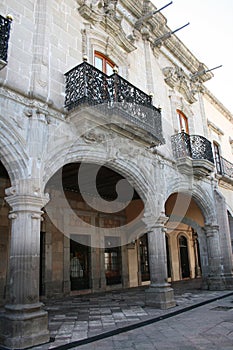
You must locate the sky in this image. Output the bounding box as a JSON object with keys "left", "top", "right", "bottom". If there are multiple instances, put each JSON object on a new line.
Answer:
{"left": 152, "top": 0, "right": 233, "bottom": 114}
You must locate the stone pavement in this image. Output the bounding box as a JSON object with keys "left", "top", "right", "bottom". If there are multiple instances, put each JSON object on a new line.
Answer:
{"left": 31, "top": 280, "right": 233, "bottom": 350}
{"left": 76, "top": 294, "right": 233, "bottom": 350}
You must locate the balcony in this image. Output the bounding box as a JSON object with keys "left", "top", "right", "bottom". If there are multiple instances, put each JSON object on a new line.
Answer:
{"left": 64, "top": 61, "right": 164, "bottom": 145}
{"left": 0, "top": 15, "right": 12, "bottom": 69}
{"left": 216, "top": 156, "right": 233, "bottom": 185}
{"left": 171, "top": 132, "right": 215, "bottom": 177}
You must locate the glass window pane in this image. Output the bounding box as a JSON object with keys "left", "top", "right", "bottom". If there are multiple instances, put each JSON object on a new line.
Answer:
{"left": 177, "top": 110, "right": 189, "bottom": 133}
{"left": 95, "top": 56, "right": 103, "bottom": 71}
{"left": 106, "top": 62, "right": 113, "bottom": 75}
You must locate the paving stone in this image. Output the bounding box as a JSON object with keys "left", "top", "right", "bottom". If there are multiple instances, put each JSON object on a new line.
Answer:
{"left": 27, "top": 285, "right": 233, "bottom": 349}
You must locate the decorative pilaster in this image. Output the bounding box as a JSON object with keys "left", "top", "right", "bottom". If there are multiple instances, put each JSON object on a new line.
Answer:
{"left": 205, "top": 224, "right": 225, "bottom": 290}
{"left": 145, "top": 215, "right": 176, "bottom": 309}
{"left": 0, "top": 193, "right": 50, "bottom": 349}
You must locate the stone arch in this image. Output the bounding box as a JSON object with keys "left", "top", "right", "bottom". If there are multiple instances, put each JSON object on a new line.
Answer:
{"left": 165, "top": 182, "right": 216, "bottom": 226}
{"left": 42, "top": 145, "right": 157, "bottom": 228}
{"left": 164, "top": 186, "right": 212, "bottom": 282}
{"left": 44, "top": 151, "right": 148, "bottom": 197}
{"left": 0, "top": 122, "right": 28, "bottom": 183}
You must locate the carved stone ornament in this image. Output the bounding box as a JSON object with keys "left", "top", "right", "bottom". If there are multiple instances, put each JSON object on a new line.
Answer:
{"left": 163, "top": 66, "right": 199, "bottom": 104}
{"left": 31, "top": 213, "right": 42, "bottom": 220}
{"left": 77, "top": 0, "right": 136, "bottom": 53}
{"left": 8, "top": 213, "right": 18, "bottom": 220}
{"left": 82, "top": 131, "right": 106, "bottom": 143}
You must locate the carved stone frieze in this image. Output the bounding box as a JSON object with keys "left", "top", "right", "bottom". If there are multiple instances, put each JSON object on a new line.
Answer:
{"left": 163, "top": 66, "right": 200, "bottom": 104}
{"left": 0, "top": 86, "right": 65, "bottom": 121}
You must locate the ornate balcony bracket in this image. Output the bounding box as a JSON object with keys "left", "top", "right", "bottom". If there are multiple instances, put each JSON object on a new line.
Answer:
{"left": 64, "top": 61, "right": 164, "bottom": 145}
{"left": 176, "top": 157, "right": 193, "bottom": 176}
{"left": 192, "top": 159, "right": 215, "bottom": 178}
{"left": 0, "top": 15, "right": 12, "bottom": 69}
{"left": 171, "top": 132, "right": 215, "bottom": 177}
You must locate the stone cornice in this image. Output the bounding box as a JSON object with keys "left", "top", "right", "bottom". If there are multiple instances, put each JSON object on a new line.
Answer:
{"left": 119, "top": 0, "right": 213, "bottom": 81}
{"left": 161, "top": 35, "right": 213, "bottom": 82}
{"left": 204, "top": 87, "right": 233, "bottom": 124}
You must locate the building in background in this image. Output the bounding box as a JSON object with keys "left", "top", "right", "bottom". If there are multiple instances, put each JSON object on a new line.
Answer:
{"left": 0, "top": 0, "right": 232, "bottom": 348}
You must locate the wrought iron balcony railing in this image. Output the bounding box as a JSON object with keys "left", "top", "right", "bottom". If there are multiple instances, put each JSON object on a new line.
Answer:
{"left": 0, "top": 15, "right": 12, "bottom": 64}
{"left": 64, "top": 61, "right": 163, "bottom": 143}
{"left": 171, "top": 132, "right": 214, "bottom": 163}
{"left": 216, "top": 156, "right": 233, "bottom": 179}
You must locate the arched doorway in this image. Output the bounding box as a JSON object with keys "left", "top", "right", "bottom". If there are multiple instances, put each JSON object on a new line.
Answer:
{"left": 166, "top": 235, "right": 171, "bottom": 280}
{"left": 165, "top": 192, "right": 204, "bottom": 284}
{"left": 42, "top": 161, "right": 145, "bottom": 296}
{"left": 178, "top": 235, "right": 190, "bottom": 279}
{"left": 0, "top": 161, "right": 11, "bottom": 305}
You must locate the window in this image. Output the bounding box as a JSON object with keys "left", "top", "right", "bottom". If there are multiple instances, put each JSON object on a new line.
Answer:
{"left": 179, "top": 235, "right": 190, "bottom": 279}
{"left": 104, "top": 236, "right": 122, "bottom": 285}
{"left": 139, "top": 233, "right": 150, "bottom": 282}
{"left": 94, "top": 51, "right": 115, "bottom": 75}
{"left": 70, "top": 236, "right": 90, "bottom": 290}
{"left": 213, "top": 142, "right": 222, "bottom": 174}
{"left": 165, "top": 235, "right": 171, "bottom": 279}
{"left": 176, "top": 109, "right": 189, "bottom": 134}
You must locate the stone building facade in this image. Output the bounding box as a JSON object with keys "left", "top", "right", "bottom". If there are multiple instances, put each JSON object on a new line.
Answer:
{"left": 0, "top": 0, "right": 233, "bottom": 348}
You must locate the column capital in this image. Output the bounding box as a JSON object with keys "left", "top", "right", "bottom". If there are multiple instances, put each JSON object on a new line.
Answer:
{"left": 143, "top": 213, "right": 169, "bottom": 231}
{"left": 5, "top": 193, "right": 49, "bottom": 213}
{"left": 205, "top": 223, "right": 219, "bottom": 229}
{"left": 204, "top": 224, "right": 219, "bottom": 237}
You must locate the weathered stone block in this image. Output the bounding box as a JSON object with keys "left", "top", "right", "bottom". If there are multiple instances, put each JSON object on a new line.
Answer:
{"left": 145, "top": 285, "right": 176, "bottom": 309}
{"left": 0, "top": 304, "right": 49, "bottom": 349}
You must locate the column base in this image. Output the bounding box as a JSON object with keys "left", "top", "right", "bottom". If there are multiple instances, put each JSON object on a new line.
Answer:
{"left": 63, "top": 280, "right": 71, "bottom": 295}
{"left": 207, "top": 275, "right": 226, "bottom": 290}
{"left": 145, "top": 283, "right": 176, "bottom": 309}
{"left": 223, "top": 274, "right": 233, "bottom": 289}
{"left": 0, "top": 303, "right": 50, "bottom": 349}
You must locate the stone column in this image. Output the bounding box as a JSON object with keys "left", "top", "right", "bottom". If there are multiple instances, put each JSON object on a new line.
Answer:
{"left": 145, "top": 215, "right": 176, "bottom": 309}
{"left": 214, "top": 191, "right": 233, "bottom": 287}
{"left": 0, "top": 193, "right": 50, "bottom": 349}
{"left": 205, "top": 224, "right": 225, "bottom": 290}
